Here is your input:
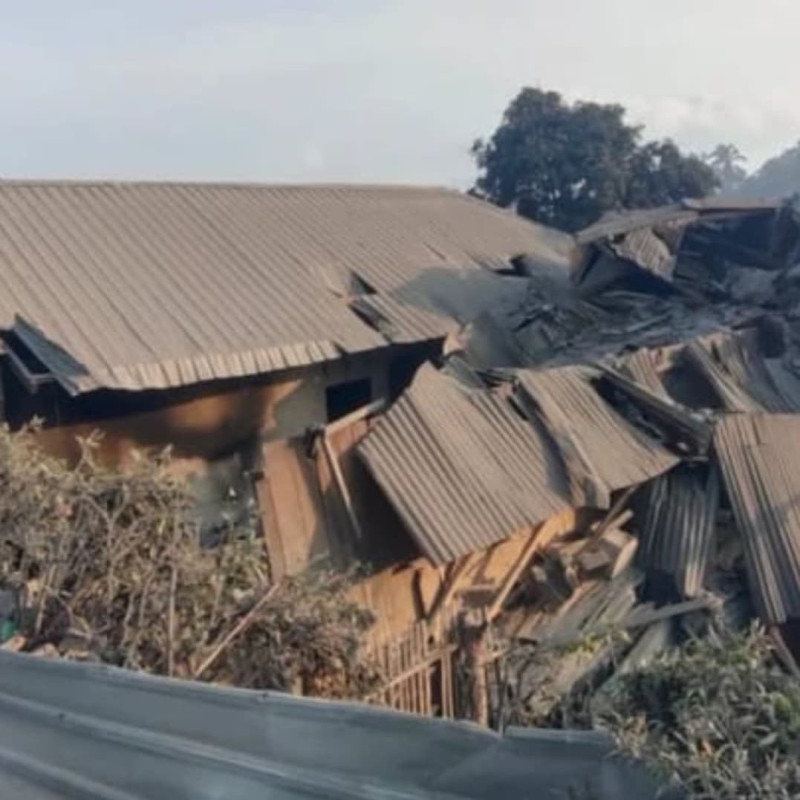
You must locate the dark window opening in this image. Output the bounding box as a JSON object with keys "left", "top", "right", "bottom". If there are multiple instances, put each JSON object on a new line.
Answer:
{"left": 0, "top": 331, "right": 56, "bottom": 394}
{"left": 1, "top": 331, "right": 52, "bottom": 378}
{"left": 325, "top": 378, "right": 372, "bottom": 422}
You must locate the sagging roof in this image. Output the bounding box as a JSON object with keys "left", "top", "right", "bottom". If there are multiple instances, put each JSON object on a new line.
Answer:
{"left": 576, "top": 196, "right": 781, "bottom": 246}
{"left": 358, "top": 362, "right": 678, "bottom": 565}
{"left": 516, "top": 365, "right": 678, "bottom": 507}
{"left": 0, "top": 650, "right": 668, "bottom": 800}
{"left": 0, "top": 181, "right": 573, "bottom": 394}
{"left": 714, "top": 413, "right": 800, "bottom": 624}
{"left": 574, "top": 198, "right": 800, "bottom": 295}
{"left": 357, "top": 364, "right": 572, "bottom": 564}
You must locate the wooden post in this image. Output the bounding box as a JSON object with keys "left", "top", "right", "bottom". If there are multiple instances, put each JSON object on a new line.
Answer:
{"left": 461, "top": 612, "right": 489, "bottom": 726}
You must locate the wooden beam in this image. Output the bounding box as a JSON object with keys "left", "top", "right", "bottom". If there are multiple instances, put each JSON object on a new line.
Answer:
{"left": 324, "top": 397, "right": 386, "bottom": 436}
{"left": 621, "top": 595, "right": 720, "bottom": 630}
{"left": 427, "top": 553, "right": 478, "bottom": 621}
{"left": 600, "top": 366, "right": 713, "bottom": 454}
{"left": 486, "top": 528, "right": 541, "bottom": 621}
{"left": 320, "top": 432, "right": 364, "bottom": 543}
{"left": 590, "top": 486, "right": 636, "bottom": 541}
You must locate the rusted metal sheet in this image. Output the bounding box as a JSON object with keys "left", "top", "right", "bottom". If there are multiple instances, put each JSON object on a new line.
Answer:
{"left": 515, "top": 365, "right": 678, "bottom": 507}
{"left": 637, "top": 463, "right": 720, "bottom": 598}
{"left": 358, "top": 364, "right": 572, "bottom": 565}
{"left": 714, "top": 413, "right": 800, "bottom": 624}
{"left": 0, "top": 181, "right": 571, "bottom": 394}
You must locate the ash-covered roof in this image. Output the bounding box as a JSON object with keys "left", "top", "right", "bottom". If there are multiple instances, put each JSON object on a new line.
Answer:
{"left": 0, "top": 181, "right": 573, "bottom": 394}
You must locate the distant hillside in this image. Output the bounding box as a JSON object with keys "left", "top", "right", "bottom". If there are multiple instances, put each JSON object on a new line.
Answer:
{"left": 739, "top": 141, "right": 800, "bottom": 200}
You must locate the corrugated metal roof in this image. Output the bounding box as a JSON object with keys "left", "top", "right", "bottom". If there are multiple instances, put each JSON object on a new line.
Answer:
{"left": 637, "top": 463, "right": 719, "bottom": 599}
{"left": 576, "top": 198, "right": 784, "bottom": 246}
{"left": 357, "top": 364, "right": 572, "bottom": 564}
{"left": 515, "top": 365, "right": 679, "bottom": 506}
{"left": 684, "top": 331, "right": 800, "bottom": 414}
{"left": 0, "top": 650, "right": 669, "bottom": 800}
{"left": 350, "top": 294, "right": 456, "bottom": 344}
{"left": 0, "top": 181, "right": 571, "bottom": 393}
{"left": 608, "top": 227, "right": 676, "bottom": 281}
{"left": 576, "top": 206, "right": 698, "bottom": 245}
{"left": 617, "top": 349, "right": 671, "bottom": 399}
{"left": 714, "top": 413, "right": 800, "bottom": 624}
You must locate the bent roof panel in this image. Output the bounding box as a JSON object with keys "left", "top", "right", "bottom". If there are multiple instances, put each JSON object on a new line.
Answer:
{"left": 0, "top": 181, "right": 572, "bottom": 393}
{"left": 357, "top": 364, "right": 572, "bottom": 564}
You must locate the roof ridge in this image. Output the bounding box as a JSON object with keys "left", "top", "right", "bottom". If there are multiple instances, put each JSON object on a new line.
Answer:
{"left": 0, "top": 179, "right": 461, "bottom": 193}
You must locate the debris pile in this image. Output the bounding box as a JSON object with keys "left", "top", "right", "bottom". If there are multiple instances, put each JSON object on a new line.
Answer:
{"left": 350, "top": 196, "right": 800, "bottom": 758}
{"left": 0, "top": 427, "right": 378, "bottom": 698}
{"left": 433, "top": 197, "right": 800, "bottom": 796}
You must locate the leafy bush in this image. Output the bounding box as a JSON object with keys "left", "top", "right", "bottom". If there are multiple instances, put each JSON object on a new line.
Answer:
{"left": 599, "top": 629, "right": 800, "bottom": 799}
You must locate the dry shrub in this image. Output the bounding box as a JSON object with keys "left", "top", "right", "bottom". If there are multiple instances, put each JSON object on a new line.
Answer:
{"left": 0, "top": 425, "right": 378, "bottom": 699}
{"left": 222, "top": 571, "right": 380, "bottom": 698}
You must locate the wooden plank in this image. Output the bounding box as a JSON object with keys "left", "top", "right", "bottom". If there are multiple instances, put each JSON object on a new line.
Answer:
{"left": 256, "top": 449, "right": 286, "bottom": 582}
{"left": 373, "top": 644, "right": 458, "bottom": 694}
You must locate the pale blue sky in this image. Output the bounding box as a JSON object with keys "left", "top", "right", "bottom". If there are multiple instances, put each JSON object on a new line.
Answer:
{"left": 2, "top": 1, "right": 799, "bottom": 186}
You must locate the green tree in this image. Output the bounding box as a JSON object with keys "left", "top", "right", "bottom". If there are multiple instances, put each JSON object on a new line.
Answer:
{"left": 703, "top": 143, "right": 748, "bottom": 194}
{"left": 471, "top": 88, "right": 718, "bottom": 232}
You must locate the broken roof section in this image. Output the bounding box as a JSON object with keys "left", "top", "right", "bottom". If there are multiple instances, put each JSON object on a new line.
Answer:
{"left": 714, "top": 413, "right": 800, "bottom": 625}
{"left": 358, "top": 362, "right": 677, "bottom": 565}
{"left": 574, "top": 197, "right": 800, "bottom": 296}
{"left": 0, "top": 181, "right": 574, "bottom": 394}
{"left": 515, "top": 365, "right": 678, "bottom": 507}
{"left": 357, "top": 364, "right": 572, "bottom": 564}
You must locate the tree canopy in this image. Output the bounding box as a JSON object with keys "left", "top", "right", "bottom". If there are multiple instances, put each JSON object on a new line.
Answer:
{"left": 704, "top": 143, "right": 748, "bottom": 195}
{"left": 471, "top": 88, "right": 718, "bottom": 232}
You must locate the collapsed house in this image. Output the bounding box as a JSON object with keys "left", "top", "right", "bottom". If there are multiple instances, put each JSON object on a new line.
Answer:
{"left": 3, "top": 181, "right": 800, "bottom": 724}
{"left": 0, "top": 181, "right": 577, "bottom": 658}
